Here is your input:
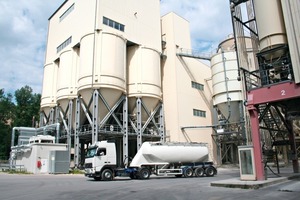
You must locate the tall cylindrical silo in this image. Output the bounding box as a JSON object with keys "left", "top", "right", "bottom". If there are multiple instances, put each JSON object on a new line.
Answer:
{"left": 41, "top": 62, "right": 58, "bottom": 117}
{"left": 253, "top": 0, "right": 287, "bottom": 56}
{"left": 211, "top": 51, "right": 243, "bottom": 123}
{"left": 77, "top": 31, "right": 126, "bottom": 119}
{"left": 56, "top": 49, "right": 78, "bottom": 111}
{"left": 127, "top": 46, "right": 162, "bottom": 121}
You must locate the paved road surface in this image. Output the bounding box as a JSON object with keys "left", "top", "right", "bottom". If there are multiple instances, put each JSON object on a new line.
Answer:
{"left": 0, "top": 169, "right": 299, "bottom": 200}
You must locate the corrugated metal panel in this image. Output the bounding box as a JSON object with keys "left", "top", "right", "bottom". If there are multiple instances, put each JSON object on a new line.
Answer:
{"left": 281, "top": 0, "right": 300, "bottom": 84}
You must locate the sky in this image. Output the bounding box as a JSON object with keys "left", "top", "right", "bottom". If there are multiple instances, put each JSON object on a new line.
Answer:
{"left": 0, "top": 0, "right": 232, "bottom": 95}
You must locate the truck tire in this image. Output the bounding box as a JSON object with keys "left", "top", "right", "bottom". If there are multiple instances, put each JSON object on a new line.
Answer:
{"left": 93, "top": 177, "right": 101, "bottom": 181}
{"left": 139, "top": 168, "right": 150, "bottom": 180}
{"left": 205, "top": 166, "right": 216, "bottom": 177}
{"left": 101, "top": 169, "right": 113, "bottom": 181}
{"left": 194, "top": 167, "right": 204, "bottom": 177}
{"left": 183, "top": 167, "right": 193, "bottom": 178}
{"left": 130, "top": 173, "right": 137, "bottom": 179}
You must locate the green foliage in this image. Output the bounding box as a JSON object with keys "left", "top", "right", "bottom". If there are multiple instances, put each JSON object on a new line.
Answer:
{"left": 0, "top": 89, "right": 15, "bottom": 159}
{"left": 14, "top": 86, "right": 41, "bottom": 127}
{"left": 0, "top": 86, "right": 41, "bottom": 159}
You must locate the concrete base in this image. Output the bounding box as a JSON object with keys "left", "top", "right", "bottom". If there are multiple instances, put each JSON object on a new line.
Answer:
{"left": 211, "top": 172, "right": 300, "bottom": 189}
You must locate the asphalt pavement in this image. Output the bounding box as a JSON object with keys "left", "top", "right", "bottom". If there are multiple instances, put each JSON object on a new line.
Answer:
{"left": 0, "top": 166, "right": 299, "bottom": 200}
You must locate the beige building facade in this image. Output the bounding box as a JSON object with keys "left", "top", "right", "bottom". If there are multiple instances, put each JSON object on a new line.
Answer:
{"left": 161, "top": 13, "right": 215, "bottom": 161}
{"left": 41, "top": 0, "right": 215, "bottom": 164}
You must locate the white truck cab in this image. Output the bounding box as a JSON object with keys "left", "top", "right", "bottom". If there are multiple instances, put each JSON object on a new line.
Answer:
{"left": 84, "top": 141, "right": 117, "bottom": 180}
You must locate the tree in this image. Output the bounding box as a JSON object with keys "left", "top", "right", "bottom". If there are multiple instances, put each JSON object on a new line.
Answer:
{"left": 14, "top": 86, "right": 41, "bottom": 127}
{"left": 0, "top": 89, "right": 15, "bottom": 159}
{"left": 0, "top": 86, "right": 41, "bottom": 159}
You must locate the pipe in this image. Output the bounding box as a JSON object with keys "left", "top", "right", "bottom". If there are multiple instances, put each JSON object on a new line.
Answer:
{"left": 221, "top": 49, "right": 232, "bottom": 122}
{"left": 9, "top": 123, "right": 60, "bottom": 169}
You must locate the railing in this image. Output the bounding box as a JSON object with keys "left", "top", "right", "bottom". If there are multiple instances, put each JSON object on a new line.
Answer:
{"left": 177, "top": 48, "right": 212, "bottom": 60}
{"left": 243, "top": 45, "right": 294, "bottom": 91}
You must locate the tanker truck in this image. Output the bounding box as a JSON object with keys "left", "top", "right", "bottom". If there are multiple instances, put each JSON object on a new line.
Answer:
{"left": 84, "top": 141, "right": 217, "bottom": 181}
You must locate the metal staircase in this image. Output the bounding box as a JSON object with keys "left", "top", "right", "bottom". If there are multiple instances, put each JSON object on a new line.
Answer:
{"left": 258, "top": 103, "right": 289, "bottom": 146}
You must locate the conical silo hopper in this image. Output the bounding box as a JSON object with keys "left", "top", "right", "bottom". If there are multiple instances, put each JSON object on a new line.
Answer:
{"left": 211, "top": 51, "right": 243, "bottom": 123}
{"left": 41, "top": 62, "right": 58, "bottom": 118}
{"left": 127, "top": 45, "right": 162, "bottom": 122}
{"left": 77, "top": 32, "right": 126, "bottom": 120}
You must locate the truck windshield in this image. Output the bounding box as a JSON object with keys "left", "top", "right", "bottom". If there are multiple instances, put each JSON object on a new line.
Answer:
{"left": 86, "top": 147, "right": 97, "bottom": 158}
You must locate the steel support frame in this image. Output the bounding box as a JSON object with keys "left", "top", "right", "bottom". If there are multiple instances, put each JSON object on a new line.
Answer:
{"left": 247, "top": 104, "right": 265, "bottom": 180}
{"left": 134, "top": 98, "right": 164, "bottom": 150}
{"left": 75, "top": 89, "right": 128, "bottom": 165}
{"left": 247, "top": 81, "right": 300, "bottom": 180}
{"left": 123, "top": 96, "right": 128, "bottom": 165}
{"left": 74, "top": 98, "right": 80, "bottom": 167}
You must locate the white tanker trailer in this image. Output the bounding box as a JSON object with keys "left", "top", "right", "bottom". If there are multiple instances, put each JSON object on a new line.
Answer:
{"left": 84, "top": 141, "right": 217, "bottom": 181}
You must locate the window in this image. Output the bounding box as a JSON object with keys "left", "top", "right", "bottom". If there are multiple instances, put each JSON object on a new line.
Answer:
{"left": 103, "top": 16, "right": 125, "bottom": 32}
{"left": 57, "top": 36, "right": 72, "bottom": 53}
{"left": 192, "top": 81, "right": 204, "bottom": 91}
{"left": 193, "top": 109, "right": 206, "bottom": 118}
{"left": 60, "top": 3, "right": 75, "bottom": 22}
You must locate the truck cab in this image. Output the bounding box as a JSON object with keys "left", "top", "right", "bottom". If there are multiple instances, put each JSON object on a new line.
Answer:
{"left": 84, "top": 141, "right": 117, "bottom": 180}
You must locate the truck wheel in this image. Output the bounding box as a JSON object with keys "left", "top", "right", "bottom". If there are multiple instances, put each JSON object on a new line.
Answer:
{"left": 101, "top": 169, "right": 113, "bottom": 181}
{"left": 139, "top": 168, "right": 150, "bottom": 180}
{"left": 130, "top": 173, "right": 137, "bottom": 179}
{"left": 93, "top": 177, "right": 101, "bottom": 181}
{"left": 194, "top": 167, "right": 204, "bottom": 177}
{"left": 205, "top": 166, "right": 215, "bottom": 177}
{"left": 183, "top": 168, "right": 193, "bottom": 178}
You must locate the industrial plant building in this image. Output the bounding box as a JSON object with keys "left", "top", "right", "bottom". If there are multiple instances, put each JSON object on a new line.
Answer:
{"left": 10, "top": 0, "right": 300, "bottom": 180}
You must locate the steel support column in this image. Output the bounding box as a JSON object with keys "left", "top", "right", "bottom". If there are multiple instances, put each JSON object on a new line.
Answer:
{"left": 247, "top": 105, "right": 265, "bottom": 180}
{"left": 137, "top": 98, "right": 142, "bottom": 150}
{"left": 159, "top": 104, "right": 165, "bottom": 142}
{"left": 67, "top": 100, "right": 73, "bottom": 155}
{"left": 286, "top": 119, "right": 299, "bottom": 173}
{"left": 123, "top": 96, "right": 128, "bottom": 166}
{"left": 74, "top": 98, "right": 80, "bottom": 167}
{"left": 92, "top": 90, "right": 99, "bottom": 144}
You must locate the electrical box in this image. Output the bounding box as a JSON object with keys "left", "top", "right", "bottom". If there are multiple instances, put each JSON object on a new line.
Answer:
{"left": 238, "top": 146, "right": 256, "bottom": 181}
{"left": 49, "top": 150, "right": 69, "bottom": 174}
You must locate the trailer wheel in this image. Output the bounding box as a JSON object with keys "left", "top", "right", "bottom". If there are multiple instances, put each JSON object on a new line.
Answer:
{"left": 139, "top": 168, "right": 150, "bottom": 180}
{"left": 101, "top": 169, "right": 113, "bottom": 181}
{"left": 194, "top": 167, "right": 204, "bottom": 177}
{"left": 205, "top": 166, "right": 215, "bottom": 177}
{"left": 183, "top": 168, "right": 193, "bottom": 178}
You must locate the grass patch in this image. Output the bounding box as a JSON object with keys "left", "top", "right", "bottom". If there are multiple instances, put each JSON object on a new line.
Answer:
{"left": 69, "top": 168, "right": 85, "bottom": 174}
{"left": 7, "top": 169, "right": 32, "bottom": 174}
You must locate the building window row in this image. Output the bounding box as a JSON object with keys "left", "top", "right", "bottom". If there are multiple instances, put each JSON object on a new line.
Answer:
{"left": 193, "top": 109, "right": 206, "bottom": 118}
{"left": 57, "top": 36, "right": 72, "bottom": 53}
{"left": 103, "top": 16, "right": 125, "bottom": 32}
{"left": 60, "top": 3, "right": 75, "bottom": 22}
{"left": 192, "top": 81, "right": 204, "bottom": 91}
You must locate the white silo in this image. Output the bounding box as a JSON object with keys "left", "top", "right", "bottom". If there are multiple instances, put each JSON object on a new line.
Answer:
{"left": 77, "top": 31, "right": 126, "bottom": 120}
{"left": 211, "top": 50, "right": 243, "bottom": 123}
{"left": 41, "top": 62, "right": 58, "bottom": 122}
{"left": 127, "top": 45, "right": 162, "bottom": 122}
{"left": 56, "top": 49, "right": 78, "bottom": 112}
{"left": 253, "top": 0, "right": 287, "bottom": 56}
